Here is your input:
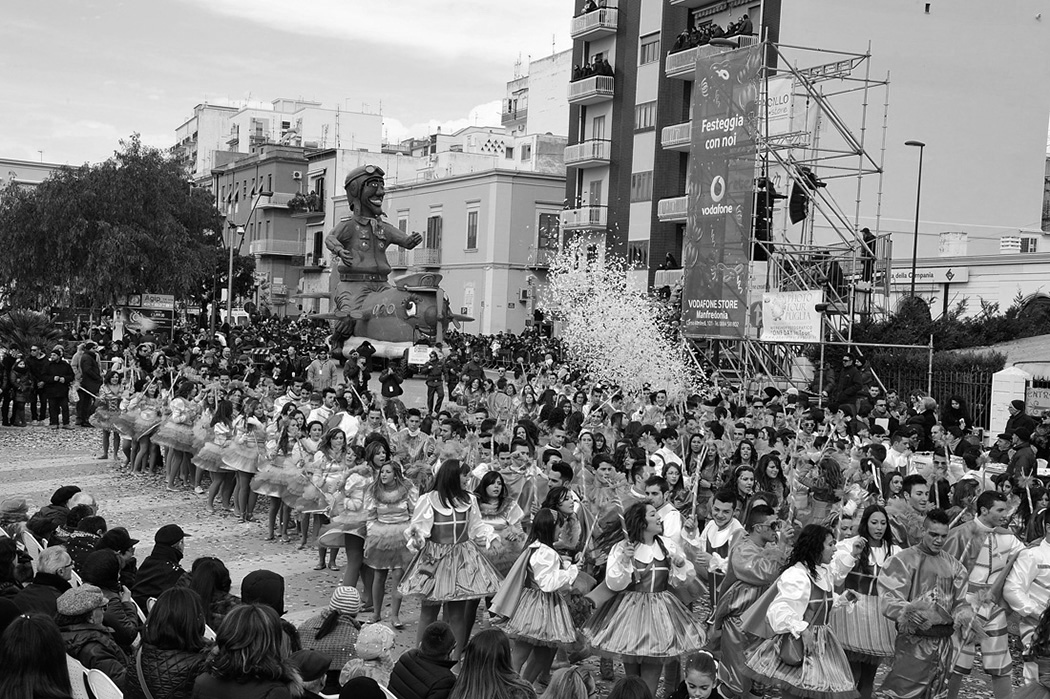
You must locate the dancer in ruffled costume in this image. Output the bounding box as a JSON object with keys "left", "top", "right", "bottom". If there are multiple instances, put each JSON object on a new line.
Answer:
{"left": 491, "top": 508, "right": 579, "bottom": 686}
{"left": 154, "top": 382, "right": 201, "bottom": 492}
{"left": 475, "top": 471, "right": 526, "bottom": 576}
{"left": 89, "top": 371, "right": 124, "bottom": 462}
{"left": 741, "top": 523, "right": 862, "bottom": 699}
{"left": 296, "top": 428, "right": 350, "bottom": 570}
{"left": 253, "top": 420, "right": 306, "bottom": 541}
{"left": 364, "top": 460, "right": 418, "bottom": 628}
{"left": 583, "top": 500, "right": 706, "bottom": 696}
{"left": 222, "top": 398, "right": 267, "bottom": 522}
{"left": 196, "top": 400, "right": 235, "bottom": 513}
{"left": 400, "top": 458, "right": 504, "bottom": 657}
{"left": 828, "top": 504, "right": 901, "bottom": 699}
{"left": 130, "top": 381, "right": 165, "bottom": 473}
{"left": 1018, "top": 605, "right": 1050, "bottom": 699}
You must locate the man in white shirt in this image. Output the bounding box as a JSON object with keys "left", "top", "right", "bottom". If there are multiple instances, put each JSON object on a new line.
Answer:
{"left": 272, "top": 378, "right": 304, "bottom": 415}
{"left": 650, "top": 428, "right": 684, "bottom": 477}
{"left": 356, "top": 405, "right": 389, "bottom": 446}
{"left": 324, "top": 400, "right": 361, "bottom": 444}
{"left": 644, "top": 476, "right": 696, "bottom": 551}
{"left": 695, "top": 491, "right": 744, "bottom": 614}
{"left": 307, "top": 388, "right": 337, "bottom": 426}
{"left": 394, "top": 408, "right": 435, "bottom": 469}
{"left": 884, "top": 430, "right": 912, "bottom": 474}
{"left": 1003, "top": 508, "right": 1050, "bottom": 683}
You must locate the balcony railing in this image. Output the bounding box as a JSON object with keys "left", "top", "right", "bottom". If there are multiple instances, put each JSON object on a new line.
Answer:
{"left": 657, "top": 196, "right": 688, "bottom": 223}
{"left": 248, "top": 239, "right": 304, "bottom": 257}
{"left": 414, "top": 247, "right": 441, "bottom": 267}
{"left": 387, "top": 247, "right": 410, "bottom": 268}
{"left": 501, "top": 108, "right": 527, "bottom": 126}
{"left": 570, "top": 4, "right": 618, "bottom": 41}
{"left": 528, "top": 248, "right": 557, "bottom": 269}
{"left": 568, "top": 75, "right": 615, "bottom": 106}
{"left": 560, "top": 205, "right": 608, "bottom": 231}
{"left": 660, "top": 121, "right": 692, "bottom": 151}
{"left": 654, "top": 269, "right": 685, "bottom": 288}
{"left": 665, "top": 35, "right": 759, "bottom": 79}
{"left": 564, "top": 139, "right": 612, "bottom": 168}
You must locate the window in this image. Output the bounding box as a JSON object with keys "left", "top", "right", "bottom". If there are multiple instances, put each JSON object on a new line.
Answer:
{"left": 628, "top": 241, "right": 649, "bottom": 270}
{"left": 265, "top": 219, "right": 270, "bottom": 238}
{"left": 397, "top": 216, "right": 408, "bottom": 233}
{"left": 425, "top": 215, "right": 443, "bottom": 248}
{"left": 313, "top": 175, "right": 325, "bottom": 199}
{"left": 592, "top": 115, "right": 606, "bottom": 141}
{"left": 466, "top": 209, "right": 479, "bottom": 250}
{"left": 313, "top": 231, "right": 323, "bottom": 260}
{"left": 506, "top": 146, "right": 515, "bottom": 160}
{"left": 1022, "top": 237, "right": 1038, "bottom": 253}
{"left": 630, "top": 171, "right": 653, "bottom": 202}
{"left": 267, "top": 174, "right": 272, "bottom": 193}
{"left": 640, "top": 35, "right": 660, "bottom": 65}
{"left": 634, "top": 101, "right": 657, "bottom": 131}
{"left": 538, "top": 213, "right": 560, "bottom": 250}
{"left": 521, "top": 144, "right": 532, "bottom": 161}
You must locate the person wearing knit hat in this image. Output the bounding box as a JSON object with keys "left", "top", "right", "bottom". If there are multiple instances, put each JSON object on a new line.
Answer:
{"left": 297, "top": 586, "right": 361, "bottom": 693}
{"left": 56, "top": 584, "right": 131, "bottom": 688}
{"left": 339, "top": 623, "right": 395, "bottom": 688}
{"left": 0, "top": 497, "right": 29, "bottom": 540}
{"left": 1008, "top": 398, "right": 1038, "bottom": 438}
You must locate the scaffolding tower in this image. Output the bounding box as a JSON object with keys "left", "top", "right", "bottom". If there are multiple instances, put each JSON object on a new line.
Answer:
{"left": 684, "top": 40, "right": 894, "bottom": 397}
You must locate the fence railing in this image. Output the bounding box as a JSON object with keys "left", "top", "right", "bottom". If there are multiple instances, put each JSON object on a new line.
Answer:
{"left": 872, "top": 367, "right": 995, "bottom": 431}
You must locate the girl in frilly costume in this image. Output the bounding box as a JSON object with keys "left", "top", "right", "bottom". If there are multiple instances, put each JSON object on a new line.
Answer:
{"left": 292, "top": 428, "right": 350, "bottom": 570}
{"left": 130, "top": 380, "right": 165, "bottom": 474}
{"left": 89, "top": 371, "right": 124, "bottom": 462}
{"left": 253, "top": 420, "right": 306, "bottom": 541}
{"left": 363, "top": 460, "right": 418, "bottom": 628}
{"left": 223, "top": 398, "right": 267, "bottom": 522}
{"left": 196, "top": 400, "right": 235, "bottom": 513}
{"left": 154, "top": 381, "right": 201, "bottom": 492}
{"left": 399, "top": 458, "right": 504, "bottom": 657}
{"left": 474, "top": 471, "right": 526, "bottom": 577}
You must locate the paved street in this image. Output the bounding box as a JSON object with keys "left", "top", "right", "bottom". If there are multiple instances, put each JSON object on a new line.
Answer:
{"left": 0, "top": 375, "right": 1005, "bottom": 698}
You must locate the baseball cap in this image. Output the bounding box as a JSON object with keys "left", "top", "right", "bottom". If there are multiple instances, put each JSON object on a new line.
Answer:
{"left": 155, "top": 524, "right": 190, "bottom": 546}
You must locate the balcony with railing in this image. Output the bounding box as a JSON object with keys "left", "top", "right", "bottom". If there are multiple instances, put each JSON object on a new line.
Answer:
{"left": 501, "top": 107, "right": 527, "bottom": 126}
{"left": 657, "top": 196, "right": 688, "bottom": 223}
{"left": 527, "top": 248, "right": 557, "bottom": 270}
{"left": 660, "top": 121, "right": 692, "bottom": 152}
{"left": 654, "top": 268, "right": 685, "bottom": 288}
{"left": 414, "top": 247, "right": 441, "bottom": 267}
{"left": 665, "top": 35, "right": 759, "bottom": 79}
{"left": 249, "top": 238, "right": 305, "bottom": 257}
{"left": 570, "top": 2, "right": 618, "bottom": 41}
{"left": 564, "top": 139, "right": 612, "bottom": 169}
{"left": 560, "top": 205, "right": 608, "bottom": 231}
{"left": 387, "top": 247, "right": 410, "bottom": 269}
{"left": 568, "top": 75, "right": 615, "bottom": 106}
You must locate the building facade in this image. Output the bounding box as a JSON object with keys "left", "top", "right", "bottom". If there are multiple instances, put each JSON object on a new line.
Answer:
{"left": 0, "top": 157, "right": 66, "bottom": 191}
{"left": 561, "top": 0, "right": 1050, "bottom": 295}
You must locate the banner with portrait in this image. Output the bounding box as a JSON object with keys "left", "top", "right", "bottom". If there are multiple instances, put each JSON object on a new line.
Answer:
{"left": 681, "top": 45, "right": 763, "bottom": 339}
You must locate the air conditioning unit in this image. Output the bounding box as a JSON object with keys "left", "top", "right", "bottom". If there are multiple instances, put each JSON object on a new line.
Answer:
{"left": 292, "top": 171, "right": 303, "bottom": 181}
{"left": 519, "top": 288, "right": 531, "bottom": 303}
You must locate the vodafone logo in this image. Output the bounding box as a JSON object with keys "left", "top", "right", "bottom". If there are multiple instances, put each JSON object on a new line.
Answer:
{"left": 710, "top": 175, "right": 726, "bottom": 202}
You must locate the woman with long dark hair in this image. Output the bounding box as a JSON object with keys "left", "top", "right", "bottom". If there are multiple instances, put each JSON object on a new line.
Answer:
{"left": 756, "top": 454, "right": 788, "bottom": 513}
{"left": 540, "top": 486, "right": 583, "bottom": 559}
{"left": 155, "top": 381, "right": 201, "bottom": 492}
{"left": 0, "top": 613, "right": 73, "bottom": 699}
{"left": 475, "top": 470, "right": 526, "bottom": 576}
{"left": 742, "top": 523, "right": 861, "bottom": 699}
{"left": 252, "top": 420, "right": 303, "bottom": 542}
{"left": 189, "top": 557, "right": 240, "bottom": 629}
{"left": 449, "top": 628, "right": 536, "bottom": 699}
{"left": 321, "top": 439, "right": 383, "bottom": 602}
{"left": 496, "top": 508, "right": 579, "bottom": 685}
{"left": 196, "top": 399, "right": 236, "bottom": 513}
{"left": 193, "top": 604, "right": 302, "bottom": 698}
{"left": 128, "top": 587, "right": 209, "bottom": 699}
{"left": 828, "top": 505, "right": 901, "bottom": 699}
{"left": 583, "top": 501, "right": 705, "bottom": 696}
{"left": 299, "top": 428, "right": 350, "bottom": 571}
{"left": 399, "top": 459, "right": 504, "bottom": 657}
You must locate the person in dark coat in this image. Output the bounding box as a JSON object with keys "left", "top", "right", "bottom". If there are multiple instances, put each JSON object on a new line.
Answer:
{"left": 132, "top": 524, "right": 191, "bottom": 612}
{"left": 1007, "top": 399, "right": 1038, "bottom": 437}
{"left": 125, "top": 587, "right": 209, "bottom": 699}
{"left": 76, "top": 341, "right": 103, "bottom": 426}
{"left": 12, "top": 545, "right": 73, "bottom": 617}
{"left": 387, "top": 621, "right": 458, "bottom": 699}
{"left": 57, "top": 584, "right": 131, "bottom": 690}
{"left": 26, "top": 485, "right": 81, "bottom": 541}
{"left": 1009, "top": 427, "right": 1038, "bottom": 480}
{"left": 97, "top": 526, "right": 141, "bottom": 589}
{"left": 827, "top": 354, "right": 863, "bottom": 409}
{"left": 42, "top": 346, "right": 75, "bottom": 429}
{"left": 81, "top": 549, "right": 142, "bottom": 650}
{"left": 291, "top": 649, "right": 332, "bottom": 699}
{"left": 25, "top": 344, "right": 50, "bottom": 425}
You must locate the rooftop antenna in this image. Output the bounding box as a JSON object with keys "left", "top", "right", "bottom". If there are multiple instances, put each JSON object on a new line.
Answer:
{"left": 552, "top": 34, "right": 556, "bottom": 56}
{"left": 514, "top": 53, "right": 523, "bottom": 78}
{"left": 37, "top": 150, "right": 43, "bottom": 162}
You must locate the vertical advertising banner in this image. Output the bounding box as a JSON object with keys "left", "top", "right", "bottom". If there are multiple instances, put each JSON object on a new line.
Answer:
{"left": 682, "top": 45, "right": 762, "bottom": 340}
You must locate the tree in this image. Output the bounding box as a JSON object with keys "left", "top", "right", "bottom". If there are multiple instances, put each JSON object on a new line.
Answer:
{"left": 0, "top": 135, "right": 226, "bottom": 310}
{"left": 0, "top": 310, "right": 64, "bottom": 354}
{"left": 541, "top": 241, "right": 702, "bottom": 401}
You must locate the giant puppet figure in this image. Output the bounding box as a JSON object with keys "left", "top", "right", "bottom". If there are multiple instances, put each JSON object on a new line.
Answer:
{"left": 323, "top": 164, "right": 470, "bottom": 361}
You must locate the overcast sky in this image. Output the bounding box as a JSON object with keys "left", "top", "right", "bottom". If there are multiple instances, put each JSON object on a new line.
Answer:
{"left": 0, "top": 0, "right": 568, "bottom": 165}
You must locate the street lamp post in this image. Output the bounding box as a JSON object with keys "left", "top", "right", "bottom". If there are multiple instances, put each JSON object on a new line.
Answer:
{"left": 224, "top": 191, "right": 273, "bottom": 326}
{"left": 904, "top": 140, "right": 925, "bottom": 297}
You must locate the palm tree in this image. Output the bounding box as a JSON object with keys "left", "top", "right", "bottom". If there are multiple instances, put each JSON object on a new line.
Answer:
{"left": 0, "top": 309, "right": 64, "bottom": 355}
